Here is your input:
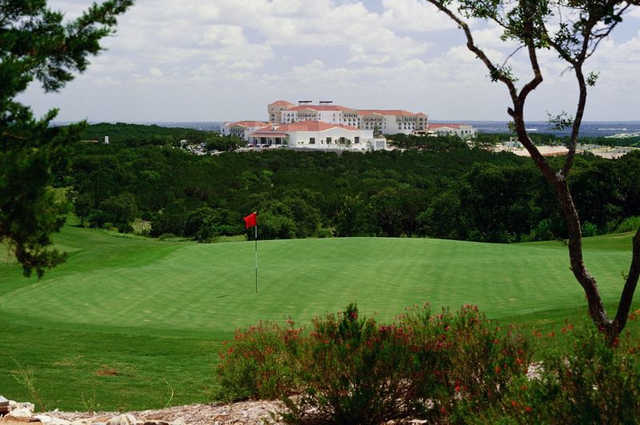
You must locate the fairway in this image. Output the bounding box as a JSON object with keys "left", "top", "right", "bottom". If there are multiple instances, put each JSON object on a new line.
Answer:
{"left": 0, "top": 225, "right": 637, "bottom": 411}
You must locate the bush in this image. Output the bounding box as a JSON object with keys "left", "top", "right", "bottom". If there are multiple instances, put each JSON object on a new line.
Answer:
{"left": 465, "top": 324, "right": 640, "bottom": 425}
{"left": 582, "top": 221, "right": 598, "bottom": 237}
{"left": 615, "top": 216, "right": 640, "bottom": 234}
{"left": 284, "top": 304, "right": 427, "bottom": 425}
{"left": 216, "top": 304, "right": 532, "bottom": 424}
{"left": 215, "top": 320, "right": 304, "bottom": 402}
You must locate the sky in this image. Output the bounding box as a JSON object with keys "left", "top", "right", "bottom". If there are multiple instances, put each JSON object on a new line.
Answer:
{"left": 18, "top": 0, "right": 640, "bottom": 122}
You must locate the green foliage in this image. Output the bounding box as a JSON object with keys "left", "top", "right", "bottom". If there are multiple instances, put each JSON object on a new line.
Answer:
{"left": 615, "top": 216, "right": 640, "bottom": 234}
{"left": 97, "top": 192, "right": 138, "bottom": 233}
{"left": 215, "top": 321, "right": 303, "bottom": 401}
{"left": 217, "top": 304, "right": 532, "bottom": 425}
{"left": 184, "top": 207, "right": 241, "bottom": 242}
{"left": 466, "top": 324, "right": 640, "bottom": 424}
{"left": 62, "top": 141, "right": 640, "bottom": 244}
{"left": 385, "top": 133, "right": 469, "bottom": 150}
{"left": 0, "top": 0, "right": 132, "bottom": 277}
{"left": 77, "top": 122, "right": 243, "bottom": 151}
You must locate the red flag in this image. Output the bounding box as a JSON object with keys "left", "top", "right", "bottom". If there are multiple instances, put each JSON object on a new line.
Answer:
{"left": 244, "top": 212, "right": 258, "bottom": 229}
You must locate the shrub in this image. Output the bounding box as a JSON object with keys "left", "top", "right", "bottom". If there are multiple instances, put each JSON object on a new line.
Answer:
{"left": 465, "top": 324, "right": 640, "bottom": 425}
{"left": 615, "top": 216, "right": 640, "bottom": 234}
{"left": 283, "top": 304, "right": 428, "bottom": 425}
{"left": 216, "top": 304, "right": 532, "bottom": 424}
{"left": 582, "top": 221, "right": 598, "bottom": 237}
{"left": 215, "top": 320, "right": 304, "bottom": 402}
{"left": 398, "top": 305, "right": 531, "bottom": 423}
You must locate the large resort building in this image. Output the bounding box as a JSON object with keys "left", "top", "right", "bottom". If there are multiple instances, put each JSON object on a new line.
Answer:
{"left": 221, "top": 100, "right": 476, "bottom": 151}
{"left": 247, "top": 121, "right": 385, "bottom": 151}
{"left": 268, "top": 100, "right": 428, "bottom": 135}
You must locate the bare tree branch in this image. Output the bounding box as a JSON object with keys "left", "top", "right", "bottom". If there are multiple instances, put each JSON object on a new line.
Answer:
{"left": 424, "top": 1, "right": 519, "bottom": 104}
{"left": 501, "top": 45, "right": 525, "bottom": 68}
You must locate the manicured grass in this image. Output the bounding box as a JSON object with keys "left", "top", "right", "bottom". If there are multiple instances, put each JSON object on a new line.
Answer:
{"left": 0, "top": 225, "right": 637, "bottom": 411}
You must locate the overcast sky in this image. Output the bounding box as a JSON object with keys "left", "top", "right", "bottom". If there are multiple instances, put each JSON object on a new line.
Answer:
{"left": 19, "top": 0, "right": 640, "bottom": 122}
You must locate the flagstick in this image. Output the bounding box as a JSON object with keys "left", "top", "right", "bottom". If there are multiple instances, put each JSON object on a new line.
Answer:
{"left": 254, "top": 224, "right": 258, "bottom": 293}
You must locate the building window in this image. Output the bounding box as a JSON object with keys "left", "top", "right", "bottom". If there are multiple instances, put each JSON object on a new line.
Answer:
{"left": 355, "top": 137, "right": 360, "bottom": 144}
{"left": 310, "top": 137, "right": 315, "bottom": 144}
{"left": 326, "top": 137, "right": 332, "bottom": 144}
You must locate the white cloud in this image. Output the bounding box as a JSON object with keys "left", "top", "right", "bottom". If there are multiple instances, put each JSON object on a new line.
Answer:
{"left": 380, "top": 0, "right": 455, "bottom": 32}
{"left": 627, "top": 6, "right": 640, "bottom": 18}
{"left": 17, "top": 0, "right": 640, "bottom": 121}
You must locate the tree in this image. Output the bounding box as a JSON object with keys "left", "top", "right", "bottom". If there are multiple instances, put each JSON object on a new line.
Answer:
{"left": 424, "top": 0, "right": 640, "bottom": 342}
{"left": 0, "top": 0, "right": 133, "bottom": 277}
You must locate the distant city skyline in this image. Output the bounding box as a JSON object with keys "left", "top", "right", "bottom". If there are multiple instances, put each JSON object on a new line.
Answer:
{"left": 19, "top": 0, "right": 640, "bottom": 122}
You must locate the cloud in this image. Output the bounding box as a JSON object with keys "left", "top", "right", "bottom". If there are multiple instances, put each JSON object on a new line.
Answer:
{"left": 380, "top": 0, "right": 456, "bottom": 32}
{"left": 18, "top": 0, "right": 640, "bottom": 121}
{"left": 628, "top": 6, "right": 640, "bottom": 18}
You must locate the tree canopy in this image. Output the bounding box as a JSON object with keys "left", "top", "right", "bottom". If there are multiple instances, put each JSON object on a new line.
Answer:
{"left": 0, "top": 0, "right": 133, "bottom": 277}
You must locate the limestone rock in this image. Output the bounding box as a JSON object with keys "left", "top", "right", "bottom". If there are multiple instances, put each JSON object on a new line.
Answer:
{"left": 8, "top": 402, "right": 35, "bottom": 415}
{"left": 105, "top": 415, "right": 138, "bottom": 425}
{"left": 8, "top": 408, "right": 34, "bottom": 419}
{"left": 33, "top": 415, "right": 71, "bottom": 425}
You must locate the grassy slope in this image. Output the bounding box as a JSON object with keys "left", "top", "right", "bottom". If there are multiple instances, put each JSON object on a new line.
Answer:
{"left": 0, "top": 226, "right": 637, "bottom": 411}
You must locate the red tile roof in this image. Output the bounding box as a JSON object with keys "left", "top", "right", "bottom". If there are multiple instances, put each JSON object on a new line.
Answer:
{"left": 227, "top": 121, "right": 270, "bottom": 128}
{"left": 275, "top": 121, "right": 360, "bottom": 132}
{"left": 270, "top": 100, "right": 294, "bottom": 107}
{"left": 250, "top": 131, "right": 288, "bottom": 137}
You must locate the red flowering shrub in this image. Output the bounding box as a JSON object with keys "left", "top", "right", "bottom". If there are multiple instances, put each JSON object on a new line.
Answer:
{"left": 282, "top": 303, "right": 434, "bottom": 425}
{"left": 215, "top": 320, "right": 304, "bottom": 401}
{"left": 390, "top": 304, "right": 531, "bottom": 423}
{"left": 462, "top": 323, "right": 640, "bottom": 425}
{"left": 216, "top": 304, "right": 532, "bottom": 423}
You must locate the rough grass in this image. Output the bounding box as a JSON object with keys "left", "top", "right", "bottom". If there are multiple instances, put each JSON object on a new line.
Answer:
{"left": 0, "top": 225, "right": 637, "bottom": 411}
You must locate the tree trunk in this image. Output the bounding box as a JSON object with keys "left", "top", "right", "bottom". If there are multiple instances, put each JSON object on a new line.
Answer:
{"left": 513, "top": 110, "right": 640, "bottom": 345}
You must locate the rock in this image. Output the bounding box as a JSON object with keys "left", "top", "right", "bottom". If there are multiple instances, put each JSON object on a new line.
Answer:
{"left": 527, "top": 362, "right": 543, "bottom": 380}
{"left": 33, "top": 415, "right": 71, "bottom": 425}
{"left": 169, "top": 419, "right": 184, "bottom": 425}
{"left": 2, "top": 416, "right": 40, "bottom": 423}
{"left": 105, "top": 415, "right": 138, "bottom": 425}
{"left": 142, "top": 421, "right": 169, "bottom": 425}
{"left": 8, "top": 403, "right": 35, "bottom": 414}
{"left": 8, "top": 408, "right": 34, "bottom": 419}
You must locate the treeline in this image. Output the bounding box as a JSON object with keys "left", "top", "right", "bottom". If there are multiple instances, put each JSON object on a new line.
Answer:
{"left": 78, "top": 122, "right": 243, "bottom": 151}
{"left": 57, "top": 137, "right": 640, "bottom": 243}
{"left": 385, "top": 134, "right": 472, "bottom": 150}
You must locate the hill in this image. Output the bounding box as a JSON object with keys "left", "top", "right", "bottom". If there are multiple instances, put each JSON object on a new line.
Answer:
{"left": 0, "top": 226, "right": 637, "bottom": 411}
{"left": 77, "top": 122, "right": 213, "bottom": 145}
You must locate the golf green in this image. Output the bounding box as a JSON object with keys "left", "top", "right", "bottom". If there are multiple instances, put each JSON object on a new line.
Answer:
{"left": 0, "top": 226, "right": 636, "bottom": 410}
